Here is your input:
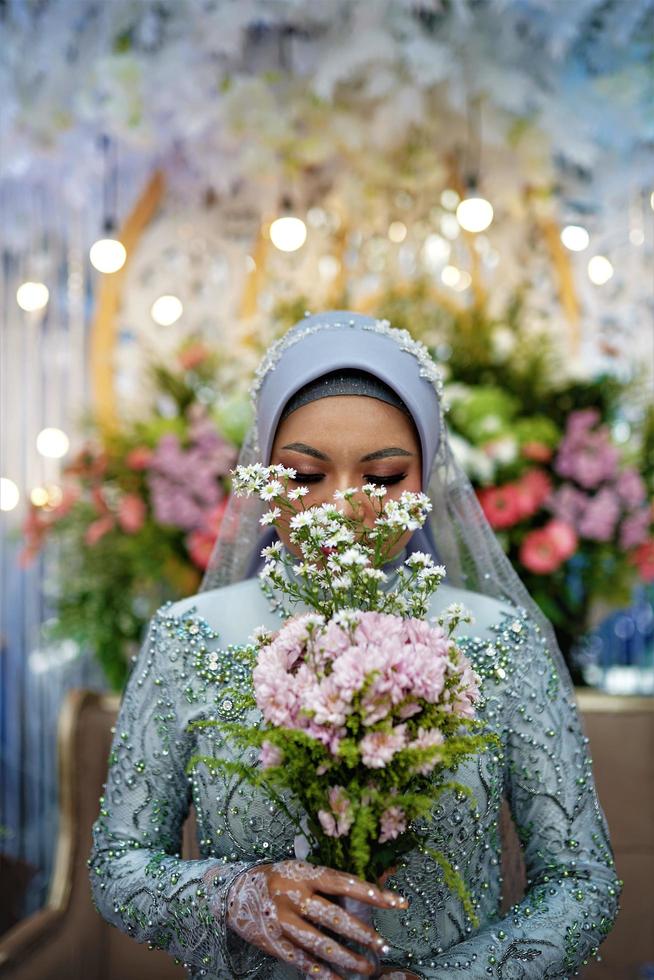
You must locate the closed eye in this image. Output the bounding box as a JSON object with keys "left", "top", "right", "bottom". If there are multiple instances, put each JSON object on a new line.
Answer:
{"left": 290, "top": 473, "right": 324, "bottom": 483}
{"left": 364, "top": 473, "right": 407, "bottom": 486}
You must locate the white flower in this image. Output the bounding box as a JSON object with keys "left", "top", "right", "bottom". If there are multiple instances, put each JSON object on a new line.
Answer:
{"left": 436, "top": 602, "right": 474, "bottom": 628}
{"left": 288, "top": 486, "right": 309, "bottom": 500}
{"left": 325, "top": 528, "right": 356, "bottom": 547}
{"left": 269, "top": 464, "right": 297, "bottom": 479}
{"left": 362, "top": 483, "right": 388, "bottom": 498}
{"left": 261, "top": 541, "right": 283, "bottom": 559}
{"left": 261, "top": 560, "right": 281, "bottom": 581}
{"left": 378, "top": 504, "right": 415, "bottom": 530}
{"left": 484, "top": 436, "right": 518, "bottom": 465}
{"left": 399, "top": 490, "right": 431, "bottom": 509}
{"left": 259, "top": 507, "right": 281, "bottom": 526}
{"left": 332, "top": 609, "right": 362, "bottom": 629}
{"left": 290, "top": 511, "right": 317, "bottom": 529}
{"left": 232, "top": 463, "right": 269, "bottom": 495}
{"left": 332, "top": 574, "right": 353, "bottom": 590}
{"left": 449, "top": 434, "right": 495, "bottom": 483}
{"left": 260, "top": 480, "right": 284, "bottom": 501}
{"left": 338, "top": 547, "right": 370, "bottom": 567}
{"left": 319, "top": 504, "right": 342, "bottom": 520}
{"left": 251, "top": 624, "right": 274, "bottom": 644}
{"left": 405, "top": 551, "right": 433, "bottom": 568}
{"left": 334, "top": 487, "right": 358, "bottom": 500}
{"left": 490, "top": 325, "right": 516, "bottom": 362}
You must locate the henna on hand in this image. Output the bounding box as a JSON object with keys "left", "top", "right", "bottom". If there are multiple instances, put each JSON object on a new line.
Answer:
{"left": 226, "top": 860, "right": 408, "bottom": 977}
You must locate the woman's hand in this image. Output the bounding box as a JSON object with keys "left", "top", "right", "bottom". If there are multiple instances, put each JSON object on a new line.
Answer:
{"left": 225, "top": 859, "right": 408, "bottom": 979}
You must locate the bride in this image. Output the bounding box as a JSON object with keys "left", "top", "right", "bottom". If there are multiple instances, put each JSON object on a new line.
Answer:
{"left": 89, "top": 311, "right": 619, "bottom": 978}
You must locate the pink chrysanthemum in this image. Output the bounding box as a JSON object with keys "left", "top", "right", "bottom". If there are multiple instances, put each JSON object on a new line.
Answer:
{"left": 379, "top": 806, "right": 407, "bottom": 843}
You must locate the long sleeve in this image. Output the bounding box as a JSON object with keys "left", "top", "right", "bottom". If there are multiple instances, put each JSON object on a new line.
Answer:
{"left": 405, "top": 614, "right": 621, "bottom": 980}
{"left": 88, "top": 608, "right": 264, "bottom": 978}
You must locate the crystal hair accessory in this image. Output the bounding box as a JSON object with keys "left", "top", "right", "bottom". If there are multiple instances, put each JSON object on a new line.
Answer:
{"left": 250, "top": 315, "right": 445, "bottom": 406}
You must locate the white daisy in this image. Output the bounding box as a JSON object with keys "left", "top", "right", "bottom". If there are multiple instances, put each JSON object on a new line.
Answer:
{"left": 288, "top": 486, "right": 309, "bottom": 500}
{"left": 259, "top": 480, "right": 283, "bottom": 501}
{"left": 259, "top": 508, "right": 281, "bottom": 526}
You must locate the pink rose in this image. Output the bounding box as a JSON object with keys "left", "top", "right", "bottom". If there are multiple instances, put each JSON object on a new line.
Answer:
{"left": 118, "top": 494, "right": 147, "bottom": 534}
{"left": 84, "top": 514, "right": 114, "bottom": 547}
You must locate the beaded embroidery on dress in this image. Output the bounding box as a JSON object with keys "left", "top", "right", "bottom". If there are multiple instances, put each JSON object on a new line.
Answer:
{"left": 89, "top": 595, "right": 619, "bottom": 978}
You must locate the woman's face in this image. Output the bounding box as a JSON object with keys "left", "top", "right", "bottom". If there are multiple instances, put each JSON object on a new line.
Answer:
{"left": 270, "top": 395, "right": 422, "bottom": 558}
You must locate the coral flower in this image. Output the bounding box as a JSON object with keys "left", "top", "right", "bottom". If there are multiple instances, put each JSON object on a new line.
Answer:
{"left": 125, "top": 446, "right": 153, "bottom": 470}
{"left": 518, "top": 470, "right": 552, "bottom": 513}
{"left": 85, "top": 515, "right": 115, "bottom": 547}
{"left": 545, "top": 519, "right": 578, "bottom": 562}
{"left": 630, "top": 539, "right": 654, "bottom": 582}
{"left": 522, "top": 441, "right": 552, "bottom": 463}
{"left": 118, "top": 494, "right": 147, "bottom": 534}
{"left": 519, "top": 519, "right": 577, "bottom": 574}
{"left": 476, "top": 484, "right": 523, "bottom": 529}
{"left": 185, "top": 500, "right": 228, "bottom": 569}
{"left": 520, "top": 530, "right": 559, "bottom": 574}
{"left": 178, "top": 342, "right": 211, "bottom": 371}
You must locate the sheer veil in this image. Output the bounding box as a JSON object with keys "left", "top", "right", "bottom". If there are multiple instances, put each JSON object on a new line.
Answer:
{"left": 201, "top": 312, "right": 573, "bottom": 695}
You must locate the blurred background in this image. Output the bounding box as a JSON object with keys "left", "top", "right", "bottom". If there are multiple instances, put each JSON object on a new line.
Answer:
{"left": 0, "top": 1, "right": 653, "bottom": 977}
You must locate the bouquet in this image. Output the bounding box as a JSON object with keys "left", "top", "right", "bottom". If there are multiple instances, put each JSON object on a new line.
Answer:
{"left": 188, "top": 465, "right": 494, "bottom": 938}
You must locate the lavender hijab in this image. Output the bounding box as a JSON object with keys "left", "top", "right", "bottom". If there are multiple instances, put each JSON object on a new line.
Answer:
{"left": 249, "top": 311, "right": 443, "bottom": 572}
{"left": 256, "top": 311, "right": 441, "bottom": 489}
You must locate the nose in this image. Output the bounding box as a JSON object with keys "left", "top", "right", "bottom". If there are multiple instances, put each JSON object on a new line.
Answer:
{"left": 333, "top": 479, "right": 375, "bottom": 526}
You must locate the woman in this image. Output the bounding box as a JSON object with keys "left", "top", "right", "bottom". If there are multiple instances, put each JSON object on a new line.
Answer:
{"left": 90, "top": 312, "right": 620, "bottom": 979}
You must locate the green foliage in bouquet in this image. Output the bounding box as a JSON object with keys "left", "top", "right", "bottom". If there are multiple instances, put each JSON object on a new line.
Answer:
{"left": 21, "top": 341, "right": 248, "bottom": 689}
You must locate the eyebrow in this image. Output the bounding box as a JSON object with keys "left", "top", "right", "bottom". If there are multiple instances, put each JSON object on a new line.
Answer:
{"left": 281, "top": 442, "right": 329, "bottom": 460}
{"left": 281, "top": 442, "right": 414, "bottom": 463}
{"left": 360, "top": 447, "right": 414, "bottom": 462}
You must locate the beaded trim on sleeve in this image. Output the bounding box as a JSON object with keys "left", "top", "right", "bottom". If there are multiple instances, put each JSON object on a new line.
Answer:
{"left": 249, "top": 316, "right": 446, "bottom": 408}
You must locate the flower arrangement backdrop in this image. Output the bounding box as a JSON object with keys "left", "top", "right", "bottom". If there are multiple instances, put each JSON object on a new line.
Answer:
{"left": 1, "top": 0, "right": 653, "bottom": 916}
